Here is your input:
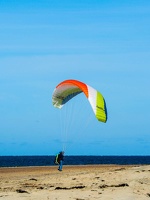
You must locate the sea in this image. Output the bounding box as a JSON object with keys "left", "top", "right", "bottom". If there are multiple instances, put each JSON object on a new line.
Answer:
{"left": 0, "top": 156, "right": 150, "bottom": 167}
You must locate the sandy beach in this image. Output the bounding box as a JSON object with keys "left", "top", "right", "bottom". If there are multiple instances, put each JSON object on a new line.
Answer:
{"left": 0, "top": 165, "right": 150, "bottom": 200}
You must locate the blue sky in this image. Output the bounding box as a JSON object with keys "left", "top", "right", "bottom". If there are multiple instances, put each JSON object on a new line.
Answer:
{"left": 0, "top": 0, "right": 150, "bottom": 155}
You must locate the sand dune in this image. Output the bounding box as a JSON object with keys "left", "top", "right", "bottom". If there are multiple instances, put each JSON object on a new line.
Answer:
{"left": 0, "top": 165, "right": 150, "bottom": 200}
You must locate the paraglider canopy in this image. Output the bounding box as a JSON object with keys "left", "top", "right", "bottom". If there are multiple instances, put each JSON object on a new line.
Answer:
{"left": 52, "top": 79, "right": 107, "bottom": 123}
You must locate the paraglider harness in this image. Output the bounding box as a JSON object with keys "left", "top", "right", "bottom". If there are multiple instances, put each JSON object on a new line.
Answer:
{"left": 54, "top": 154, "right": 60, "bottom": 165}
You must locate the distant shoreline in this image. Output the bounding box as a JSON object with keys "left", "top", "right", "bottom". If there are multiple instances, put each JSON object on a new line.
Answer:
{"left": 0, "top": 164, "right": 146, "bottom": 170}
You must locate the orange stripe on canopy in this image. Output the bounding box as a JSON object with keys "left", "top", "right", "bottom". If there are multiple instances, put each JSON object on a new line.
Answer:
{"left": 56, "top": 79, "right": 89, "bottom": 98}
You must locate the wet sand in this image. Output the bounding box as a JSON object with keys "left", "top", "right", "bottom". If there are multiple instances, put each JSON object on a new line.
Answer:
{"left": 0, "top": 165, "right": 150, "bottom": 200}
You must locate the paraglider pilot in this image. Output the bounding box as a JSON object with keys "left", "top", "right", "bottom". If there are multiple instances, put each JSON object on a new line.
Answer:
{"left": 58, "top": 151, "right": 64, "bottom": 171}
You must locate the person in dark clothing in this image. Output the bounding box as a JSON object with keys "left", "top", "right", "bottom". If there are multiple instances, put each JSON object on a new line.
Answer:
{"left": 58, "top": 151, "right": 64, "bottom": 171}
